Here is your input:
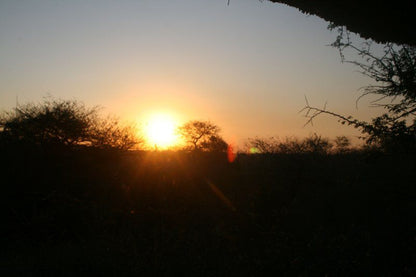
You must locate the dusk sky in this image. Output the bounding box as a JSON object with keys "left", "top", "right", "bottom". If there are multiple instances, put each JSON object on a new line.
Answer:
{"left": 0, "top": 0, "right": 383, "bottom": 148}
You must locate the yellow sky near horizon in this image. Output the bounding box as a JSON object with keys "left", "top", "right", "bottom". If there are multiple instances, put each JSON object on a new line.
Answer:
{"left": 0, "top": 0, "right": 385, "bottom": 148}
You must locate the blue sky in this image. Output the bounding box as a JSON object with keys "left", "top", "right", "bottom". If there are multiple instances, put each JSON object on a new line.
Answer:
{"left": 0, "top": 0, "right": 380, "bottom": 147}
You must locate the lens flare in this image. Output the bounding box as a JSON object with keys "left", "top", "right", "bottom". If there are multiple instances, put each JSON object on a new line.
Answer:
{"left": 250, "top": 147, "right": 260, "bottom": 154}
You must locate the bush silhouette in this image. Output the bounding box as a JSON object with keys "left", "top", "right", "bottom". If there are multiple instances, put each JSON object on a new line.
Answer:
{"left": 0, "top": 98, "right": 141, "bottom": 150}
{"left": 246, "top": 134, "right": 334, "bottom": 154}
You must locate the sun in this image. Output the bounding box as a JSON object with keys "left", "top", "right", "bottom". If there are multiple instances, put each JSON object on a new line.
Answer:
{"left": 144, "top": 113, "right": 179, "bottom": 149}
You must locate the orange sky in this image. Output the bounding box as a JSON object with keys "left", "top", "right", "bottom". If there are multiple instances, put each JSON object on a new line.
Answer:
{"left": 0, "top": 0, "right": 385, "bottom": 148}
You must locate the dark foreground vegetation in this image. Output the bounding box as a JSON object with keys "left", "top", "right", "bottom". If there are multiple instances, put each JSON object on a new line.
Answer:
{"left": 2, "top": 34, "right": 415, "bottom": 276}
{"left": 2, "top": 143, "right": 415, "bottom": 276}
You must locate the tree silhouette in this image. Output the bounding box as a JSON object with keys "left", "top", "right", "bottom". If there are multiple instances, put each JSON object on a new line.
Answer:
{"left": 177, "top": 120, "right": 226, "bottom": 151}
{"left": 89, "top": 115, "right": 142, "bottom": 150}
{"left": 0, "top": 99, "right": 95, "bottom": 146}
{"left": 0, "top": 98, "right": 142, "bottom": 150}
{"left": 200, "top": 135, "right": 228, "bottom": 152}
{"left": 302, "top": 30, "right": 416, "bottom": 152}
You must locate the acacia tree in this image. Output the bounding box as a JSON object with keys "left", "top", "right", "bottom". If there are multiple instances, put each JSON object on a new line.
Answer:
{"left": 0, "top": 98, "right": 142, "bottom": 150}
{"left": 0, "top": 99, "right": 95, "bottom": 146}
{"left": 302, "top": 28, "right": 416, "bottom": 152}
{"left": 177, "top": 120, "right": 227, "bottom": 151}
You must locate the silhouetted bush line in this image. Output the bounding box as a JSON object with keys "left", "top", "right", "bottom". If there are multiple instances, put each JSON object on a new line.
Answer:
{"left": 1, "top": 96, "right": 414, "bottom": 276}
{"left": 2, "top": 142, "right": 415, "bottom": 276}
{"left": 245, "top": 134, "right": 363, "bottom": 155}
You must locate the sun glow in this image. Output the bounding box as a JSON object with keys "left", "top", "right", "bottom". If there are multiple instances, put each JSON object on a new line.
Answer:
{"left": 144, "top": 113, "right": 179, "bottom": 149}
